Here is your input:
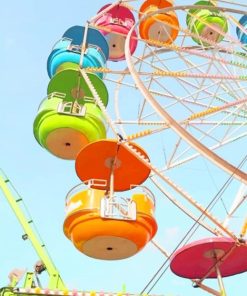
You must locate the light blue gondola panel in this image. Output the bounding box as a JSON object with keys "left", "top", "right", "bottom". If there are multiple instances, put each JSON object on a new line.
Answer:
{"left": 237, "top": 15, "right": 247, "bottom": 46}
{"left": 47, "top": 26, "right": 109, "bottom": 78}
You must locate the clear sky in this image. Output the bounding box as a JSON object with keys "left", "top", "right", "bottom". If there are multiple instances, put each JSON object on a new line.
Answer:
{"left": 1, "top": 1, "right": 247, "bottom": 296}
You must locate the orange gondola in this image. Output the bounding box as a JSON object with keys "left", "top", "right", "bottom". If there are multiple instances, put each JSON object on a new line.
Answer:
{"left": 75, "top": 139, "right": 151, "bottom": 191}
{"left": 63, "top": 184, "right": 157, "bottom": 260}
{"left": 139, "top": 0, "right": 179, "bottom": 44}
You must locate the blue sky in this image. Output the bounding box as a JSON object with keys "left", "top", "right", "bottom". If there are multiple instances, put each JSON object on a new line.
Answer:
{"left": 1, "top": 1, "right": 247, "bottom": 296}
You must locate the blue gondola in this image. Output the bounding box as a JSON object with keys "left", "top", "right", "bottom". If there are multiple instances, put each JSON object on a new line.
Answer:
{"left": 47, "top": 26, "right": 109, "bottom": 78}
{"left": 237, "top": 15, "right": 247, "bottom": 46}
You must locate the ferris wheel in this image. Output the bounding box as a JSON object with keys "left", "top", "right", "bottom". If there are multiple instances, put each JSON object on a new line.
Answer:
{"left": 27, "top": 0, "right": 247, "bottom": 296}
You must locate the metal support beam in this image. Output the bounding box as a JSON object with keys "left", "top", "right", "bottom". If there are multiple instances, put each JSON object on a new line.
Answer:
{"left": 0, "top": 173, "right": 66, "bottom": 290}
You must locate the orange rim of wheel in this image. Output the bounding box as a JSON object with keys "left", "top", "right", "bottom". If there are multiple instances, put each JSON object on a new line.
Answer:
{"left": 75, "top": 139, "right": 151, "bottom": 191}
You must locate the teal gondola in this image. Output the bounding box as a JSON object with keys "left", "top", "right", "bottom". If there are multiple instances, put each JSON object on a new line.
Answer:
{"left": 237, "top": 15, "right": 247, "bottom": 46}
{"left": 47, "top": 26, "right": 109, "bottom": 78}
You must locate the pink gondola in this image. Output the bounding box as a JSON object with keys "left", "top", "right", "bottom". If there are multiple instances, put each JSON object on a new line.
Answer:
{"left": 94, "top": 4, "right": 137, "bottom": 61}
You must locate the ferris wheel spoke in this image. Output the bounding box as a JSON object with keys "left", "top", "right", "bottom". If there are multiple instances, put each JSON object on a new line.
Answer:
{"left": 150, "top": 176, "right": 225, "bottom": 236}
{"left": 122, "top": 140, "right": 237, "bottom": 237}
{"left": 145, "top": 49, "right": 244, "bottom": 111}
{"left": 125, "top": 6, "right": 247, "bottom": 184}
{"left": 138, "top": 47, "right": 158, "bottom": 121}
{"left": 169, "top": 104, "right": 247, "bottom": 165}
{"left": 164, "top": 131, "right": 247, "bottom": 171}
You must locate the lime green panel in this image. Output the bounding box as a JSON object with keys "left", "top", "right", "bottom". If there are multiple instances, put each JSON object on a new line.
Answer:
{"left": 47, "top": 69, "right": 108, "bottom": 106}
{"left": 56, "top": 62, "right": 80, "bottom": 73}
{"left": 186, "top": 1, "right": 217, "bottom": 25}
{"left": 191, "top": 15, "right": 228, "bottom": 35}
{"left": 0, "top": 288, "right": 14, "bottom": 296}
{"left": 189, "top": 15, "right": 228, "bottom": 45}
{"left": 34, "top": 97, "right": 63, "bottom": 137}
{"left": 34, "top": 105, "right": 106, "bottom": 147}
{"left": 34, "top": 97, "right": 106, "bottom": 137}
{"left": 38, "top": 96, "right": 63, "bottom": 113}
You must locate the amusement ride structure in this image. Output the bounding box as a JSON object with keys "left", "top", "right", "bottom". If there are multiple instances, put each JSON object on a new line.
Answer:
{"left": 1, "top": 0, "right": 247, "bottom": 296}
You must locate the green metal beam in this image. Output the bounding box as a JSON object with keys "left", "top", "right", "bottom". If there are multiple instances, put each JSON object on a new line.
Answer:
{"left": 0, "top": 288, "right": 14, "bottom": 296}
{"left": 0, "top": 174, "right": 66, "bottom": 290}
{"left": 23, "top": 273, "right": 35, "bottom": 288}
